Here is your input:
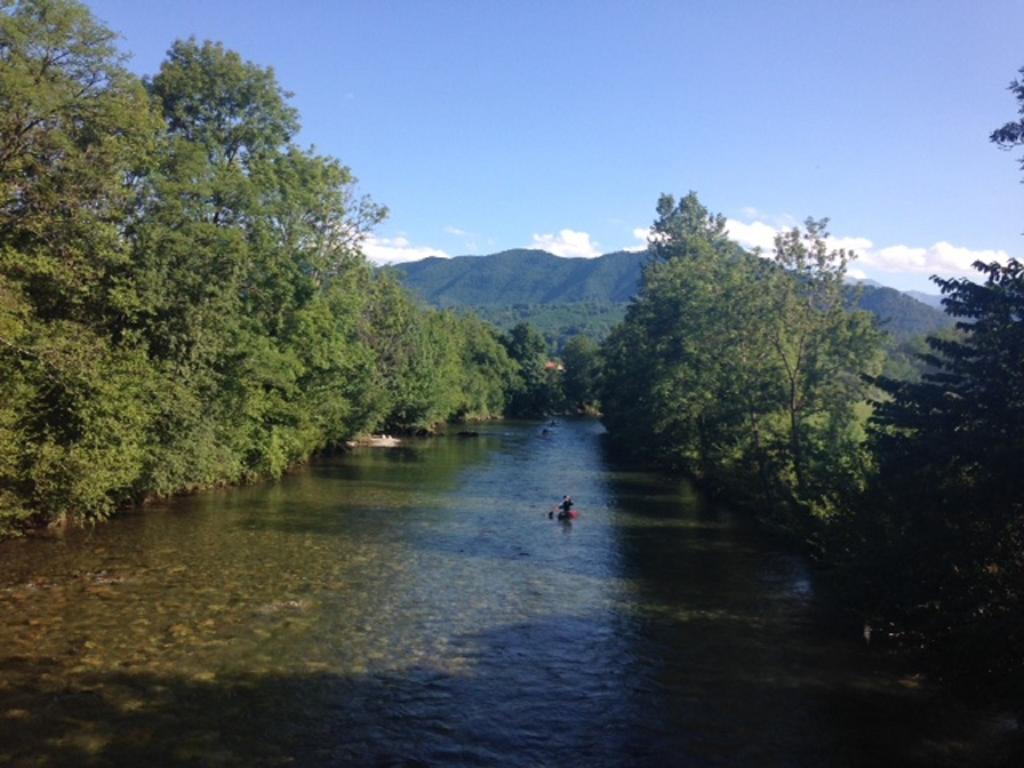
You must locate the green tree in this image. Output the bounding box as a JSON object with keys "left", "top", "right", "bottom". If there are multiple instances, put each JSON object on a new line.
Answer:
{"left": 502, "top": 322, "right": 561, "bottom": 417}
{"left": 0, "top": 0, "right": 161, "bottom": 528}
{"left": 561, "top": 335, "right": 600, "bottom": 411}
{"left": 649, "top": 191, "right": 733, "bottom": 262}
{"left": 764, "top": 219, "right": 883, "bottom": 509}
{"left": 451, "top": 313, "right": 518, "bottom": 420}
{"left": 601, "top": 193, "right": 774, "bottom": 478}
{"left": 832, "top": 75, "right": 1024, "bottom": 693}
{"left": 0, "top": 0, "right": 159, "bottom": 325}
{"left": 149, "top": 37, "right": 299, "bottom": 167}
{"left": 601, "top": 194, "right": 882, "bottom": 522}
{"left": 127, "top": 35, "right": 387, "bottom": 484}
{"left": 846, "top": 259, "right": 1024, "bottom": 691}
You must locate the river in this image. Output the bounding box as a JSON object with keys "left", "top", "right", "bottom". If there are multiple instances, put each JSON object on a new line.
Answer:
{"left": 0, "top": 420, "right": 1001, "bottom": 766}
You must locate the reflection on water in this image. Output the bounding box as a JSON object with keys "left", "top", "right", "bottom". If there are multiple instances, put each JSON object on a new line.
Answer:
{"left": 0, "top": 420, "right": 1000, "bottom": 766}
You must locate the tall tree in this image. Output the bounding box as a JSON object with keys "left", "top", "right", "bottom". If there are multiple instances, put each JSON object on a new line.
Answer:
{"left": 602, "top": 193, "right": 774, "bottom": 475}
{"left": 601, "top": 194, "right": 882, "bottom": 521}
{"left": 149, "top": 38, "right": 298, "bottom": 167}
{"left": 648, "top": 191, "right": 732, "bottom": 262}
{"left": 851, "top": 259, "right": 1024, "bottom": 690}
{"left": 764, "top": 219, "right": 882, "bottom": 507}
{"left": 839, "top": 75, "right": 1024, "bottom": 688}
{"left": 0, "top": 0, "right": 159, "bottom": 324}
{"left": 0, "top": 0, "right": 161, "bottom": 525}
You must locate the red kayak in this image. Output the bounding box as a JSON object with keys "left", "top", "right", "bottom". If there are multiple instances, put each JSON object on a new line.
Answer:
{"left": 549, "top": 508, "right": 580, "bottom": 520}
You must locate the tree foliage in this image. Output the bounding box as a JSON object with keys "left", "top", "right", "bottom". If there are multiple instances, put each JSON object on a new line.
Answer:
{"left": 601, "top": 194, "right": 883, "bottom": 519}
{"left": 833, "top": 259, "right": 1024, "bottom": 692}
{"left": 0, "top": 1, "right": 521, "bottom": 534}
{"left": 561, "top": 335, "right": 600, "bottom": 412}
{"left": 818, "top": 65, "right": 1024, "bottom": 695}
{"left": 501, "top": 322, "right": 563, "bottom": 417}
{"left": 600, "top": 66, "right": 1024, "bottom": 702}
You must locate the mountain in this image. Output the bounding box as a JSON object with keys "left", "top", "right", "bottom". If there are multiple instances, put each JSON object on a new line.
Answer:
{"left": 846, "top": 277, "right": 884, "bottom": 288}
{"left": 853, "top": 284, "right": 952, "bottom": 340}
{"left": 905, "top": 290, "right": 945, "bottom": 310}
{"left": 391, "top": 249, "right": 953, "bottom": 343}
{"left": 392, "top": 249, "right": 645, "bottom": 305}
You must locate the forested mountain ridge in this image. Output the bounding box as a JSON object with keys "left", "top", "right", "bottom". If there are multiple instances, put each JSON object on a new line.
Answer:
{"left": 393, "top": 249, "right": 644, "bottom": 305}
{"left": 904, "top": 289, "right": 945, "bottom": 309}
{"left": 855, "top": 284, "right": 953, "bottom": 339}
{"left": 393, "top": 248, "right": 953, "bottom": 341}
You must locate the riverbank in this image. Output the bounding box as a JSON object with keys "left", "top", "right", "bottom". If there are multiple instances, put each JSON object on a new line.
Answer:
{"left": 0, "top": 429, "right": 415, "bottom": 540}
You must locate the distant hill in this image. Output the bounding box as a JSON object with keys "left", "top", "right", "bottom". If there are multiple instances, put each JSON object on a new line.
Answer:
{"left": 846, "top": 277, "right": 884, "bottom": 288}
{"left": 852, "top": 285, "right": 952, "bottom": 340}
{"left": 392, "top": 249, "right": 953, "bottom": 343}
{"left": 905, "top": 290, "right": 945, "bottom": 310}
{"left": 393, "top": 249, "right": 645, "bottom": 305}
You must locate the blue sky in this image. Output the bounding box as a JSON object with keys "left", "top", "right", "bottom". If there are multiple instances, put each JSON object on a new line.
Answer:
{"left": 88, "top": 0, "right": 1023, "bottom": 291}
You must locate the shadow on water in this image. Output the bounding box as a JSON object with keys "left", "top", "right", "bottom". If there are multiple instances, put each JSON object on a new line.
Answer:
{"left": 3, "top": 614, "right": 1004, "bottom": 768}
{"left": 0, "top": 618, "right": 643, "bottom": 767}
{"left": 597, "top": 448, "right": 1024, "bottom": 768}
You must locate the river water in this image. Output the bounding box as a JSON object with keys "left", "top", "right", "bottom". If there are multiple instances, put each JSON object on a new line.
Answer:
{"left": 0, "top": 420, "right": 998, "bottom": 766}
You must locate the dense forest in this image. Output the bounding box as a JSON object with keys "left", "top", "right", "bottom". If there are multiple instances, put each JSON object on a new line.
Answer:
{"left": 598, "top": 178, "right": 1022, "bottom": 695}
{"left": 0, "top": 0, "right": 559, "bottom": 535}
{"left": 458, "top": 302, "right": 627, "bottom": 353}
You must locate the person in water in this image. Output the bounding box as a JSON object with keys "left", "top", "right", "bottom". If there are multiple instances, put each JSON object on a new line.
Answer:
{"left": 549, "top": 495, "right": 576, "bottom": 520}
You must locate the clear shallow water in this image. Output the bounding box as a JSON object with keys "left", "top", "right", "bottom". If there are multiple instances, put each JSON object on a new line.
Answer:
{"left": 0, "top": 420, "right": 983, "bottom": 766}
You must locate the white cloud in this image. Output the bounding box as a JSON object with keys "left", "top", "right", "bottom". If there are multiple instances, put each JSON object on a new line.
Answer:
{"left": 827, "top": 235, "right": 875, "bottom": 255}
{"left": 870, "top": 242, "right": 1009, "bottom": 275}
{"left": 625, "top": 227, "right": 651, "bottom": 252}
{"left": 362, "top": 235, "right": 450, "bottom": 265}
{"left": 529, "top": 228, "right": 601, "bottom": 258}
{"left": 444, "top": 225, "right": 467, "bottom": 237}
{"left": 725, "top": 217, "right": 1009, "bottom": 279}
{"left": 847, "top": 268, "right": 868, "bottom": 280}
{"left": 725, "top": 219, "right": 779, "bottom": 253}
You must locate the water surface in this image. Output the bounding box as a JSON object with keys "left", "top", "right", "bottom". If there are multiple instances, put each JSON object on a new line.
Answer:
{"left": 0, "top": 420, "right": 986, "bottom": 765}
